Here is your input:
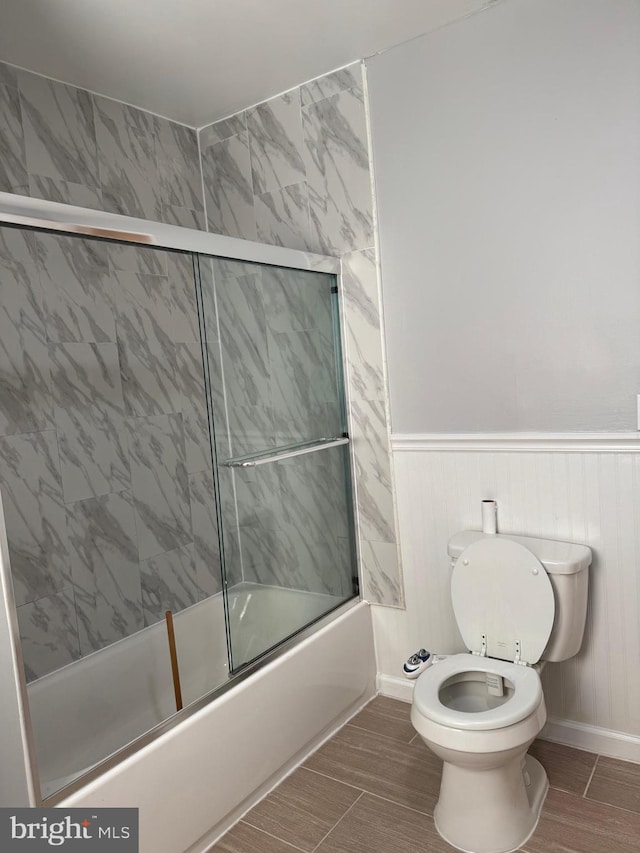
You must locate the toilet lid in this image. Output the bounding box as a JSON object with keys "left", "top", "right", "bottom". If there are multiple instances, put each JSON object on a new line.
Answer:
{"left": 451, "top": 537, "right": 555, "bottom": 665}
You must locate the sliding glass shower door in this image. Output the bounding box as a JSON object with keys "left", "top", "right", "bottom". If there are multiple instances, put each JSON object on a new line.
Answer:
{"left": 196, "top": 257, "right": 358, "bottom": 670}
{"left": 0, "top": 201, "right": 358, "bottom": 804}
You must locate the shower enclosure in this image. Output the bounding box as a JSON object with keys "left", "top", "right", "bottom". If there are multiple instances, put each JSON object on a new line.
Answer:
{"left": 0, "top": 194, "right": 359, "bottom": 806}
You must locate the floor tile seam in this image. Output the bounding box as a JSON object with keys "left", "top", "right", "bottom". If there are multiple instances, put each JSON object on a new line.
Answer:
{"left": 310, "top": 790, "right": 366, "bottom": 852}
{"left": 302, "top": 763, "right": 440, "bottom": 815}
{"left": 356, "top": 789, "right": 435, "bottom": 819}
{"left": 302, "top": 765, "right": 368, "bottom": 795}
{"left": 582, "top": 753, "right": 599, "bottom": 797}
{"left": 236, "top": 819, "right": 308, "bottom": 853}
{"left": 581, "top": 791, "right": 640, "bottom": 818}
{"left": 346, "top": 720, "right": 415, "bottom": 744}
{"left": 344, "top": 721, "right": 416, "bottom": 746}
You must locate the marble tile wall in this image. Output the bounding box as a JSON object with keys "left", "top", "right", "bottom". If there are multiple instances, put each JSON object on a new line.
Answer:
{"left": 199, "top": 63, "right": 403, "bottom": 607}
{"left": 0, "top": 60, "right": 204, "bottom": 227}
{"left": 0, "top": 59, "right": 218, "bottom": 681}
{"left": 0, "top": 228, "right": 221, "bottom": 681}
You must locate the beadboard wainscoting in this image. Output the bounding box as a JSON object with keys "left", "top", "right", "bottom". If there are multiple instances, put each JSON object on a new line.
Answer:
{"left": 372, "top": 437, "right": 640, "bottom": 762}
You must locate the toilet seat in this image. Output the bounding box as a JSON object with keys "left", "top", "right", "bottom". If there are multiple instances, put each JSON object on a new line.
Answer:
{"left": 413, "top": 653, "right": 542, "bottom": 731}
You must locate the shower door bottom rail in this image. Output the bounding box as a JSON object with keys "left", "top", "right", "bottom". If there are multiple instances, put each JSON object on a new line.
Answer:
{"left": 223, "top": 437, "right": 349, "bottom": 468}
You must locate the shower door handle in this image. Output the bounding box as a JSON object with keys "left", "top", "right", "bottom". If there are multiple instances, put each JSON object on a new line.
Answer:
{"left": 223, "top": 437, "right": 349, "bottom": 468}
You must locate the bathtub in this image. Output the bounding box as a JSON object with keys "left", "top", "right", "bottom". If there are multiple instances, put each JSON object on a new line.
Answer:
{"left": 29, "top": 583, "right": 351, "bottom": 799}
{"left": 31, "top": 589, "right": 374, "bottom": 851}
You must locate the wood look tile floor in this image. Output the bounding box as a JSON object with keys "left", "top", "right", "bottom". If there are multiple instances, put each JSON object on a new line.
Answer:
{"left": 209, "top": 697, "right": 640, "bottom": 853}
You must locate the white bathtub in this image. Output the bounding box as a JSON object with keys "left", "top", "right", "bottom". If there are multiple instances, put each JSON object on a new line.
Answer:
{"left": 26, "top": 584, "right": 374, "bottom": 851}
{"left": 29, "top": 583, "right": 350, "bottom": 800}
{"left": 53, "top": 598, "right": 373, "bottom": 852}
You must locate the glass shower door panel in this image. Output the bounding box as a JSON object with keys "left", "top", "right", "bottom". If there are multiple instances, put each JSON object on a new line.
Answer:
{"left": 0, "top": 227, "right": 227, "bottom": 801}
{"left": 221, "top": 444, "right": 356, "bottom": 669}
{"left": 201, "top": 258, "right": 345, "bottom": 460}
{"left": 196, "top": 256, "right": 357, "bottom": 670}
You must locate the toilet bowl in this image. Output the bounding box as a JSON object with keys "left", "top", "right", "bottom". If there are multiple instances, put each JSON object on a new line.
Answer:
{"left": 412, "top": 654, "right": 548, "bottom": 853}
{"left": 411, "top": 531, "right": 591, "bottom": 853}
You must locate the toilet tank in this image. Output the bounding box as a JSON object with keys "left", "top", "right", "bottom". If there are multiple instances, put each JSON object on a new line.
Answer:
{"left": 448, "top": 531, "right": 591, "bottom": 662}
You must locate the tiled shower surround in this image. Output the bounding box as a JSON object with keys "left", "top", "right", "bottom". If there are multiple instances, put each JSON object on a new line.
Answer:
{"left": 0, "top": 63, "right": 204, "bottom": 227}
{"left": 199, "top": 62, "right": 403, "bottom": 606}
{"left": 0, "top": 57, "right": 403, "bottom": 682}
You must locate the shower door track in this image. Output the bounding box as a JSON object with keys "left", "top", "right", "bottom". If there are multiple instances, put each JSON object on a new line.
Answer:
{"left": 0, "top": 192, "right": 341, "bottom": 274}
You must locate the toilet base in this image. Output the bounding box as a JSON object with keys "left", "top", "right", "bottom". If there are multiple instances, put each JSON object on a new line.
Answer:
{"left": 433, "top": 753, "right": 549, "bottom": 853}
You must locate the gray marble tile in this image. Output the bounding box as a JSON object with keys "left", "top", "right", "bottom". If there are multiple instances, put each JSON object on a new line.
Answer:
{"left": 0, "top": 430, "right": 69, "bottom": 607}
{"left": 155, "top": 118, "right": 204, "bottom": 213}
{"left": 189, "top": 468, "right": 222, "bottom": 597}
{"left": 261, "top": 265, "right": 334, "bottom": 334}
{"left": 237, "top": 459, "right": 313, "bottom": 591}
{"left": 217, "top": 271, "right": 271, "bottom": 418}
{"left": 117, "top": 339, "right": 180, "bottom": 418}
{"left": 128, "top": 413, "right": 192, "bottom": 561}
{"left": 161, "top": 204, "right": 205, "bottom": 230}
{"left": 176, "top": 342, "right": 211, "bottom": 474}
{"left": 36, "top": 233, "right": 115, "bottom": 344}
{"left": 300, "top": 63, "right": 363, "bottom": 107}
{"left": 0, "top": 227, "right": 54, "bottom": 436}
{"left": 247, "top": 91, "right": 306, "bottom": 195}
{"left": 360, "top": 539, "right": 403, "bottom": 607}
{"left": 255, "top": 181, "right": 311, "bottom": 251}
{"left": 200, "top": 113, "right": 247, "bottom": 148}
{"left": 140, "top": 542, "right": 206, "bottom": 626}
{"left": 0, "top": 62, "right": 18, "bottom": 89}
{"left": 269, "top": 327, "right": 341, "bottom": 442}
{"left": 66, "top": 490, "right": 142, "bottom": 655}
{"left": 112, "top": 271, "right": 181, "bottom": 417}
{"left": 225, "top": 404, "right": 275, "bottom": 457}
{"left": 303, "top": 88, "right": 373, "bottom": 254}
{"left": 203, "top": 271, "right": 272, "bottom": 462}
{"left": 27, "top": 174, "right": 103, "bottom": 210}
{"left": 342, "top": 248, "right": 385, "bottom": 400}
{"left": 201, "top": 132, "right": 257, "bottom": 240}
{"left": 108, "top": 243, "right": 167, "bottom": 276}
{"left": 234, "top": 468, "right": 281, "bottom": 587}
{"left": 18, "top": 70, "right": 99, "bottom": 188}
{"left": 94, "top": 96, "right": 162, "bottom": 220}
{"left": 0, "top": 80, "right": 27, "bottom": 192}
{"left": 166, "top": 252, "right": 199, "bottom": 343}
{"left": 17, "top": 587, "right": 80, "bottom": 681}
{"left": 272, "top": 451, "right": 347, "bottom": 595}
{"left": 49, "top": 342, "right": 130, "bottom": 502}
{"left": 351, "top": 397, "right": 396, "bottom": 544}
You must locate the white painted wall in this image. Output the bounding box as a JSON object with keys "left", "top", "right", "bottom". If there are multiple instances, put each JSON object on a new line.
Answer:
{"left": 365, "top": 0, "right": 640, "bottom": 760}
{"left": 367, "top": 0, "right": 640, "bottom": 433}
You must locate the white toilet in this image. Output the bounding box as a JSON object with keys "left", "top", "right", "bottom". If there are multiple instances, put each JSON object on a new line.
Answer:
{"left": 411, "top": 530, "right": 591, "bottom": 853}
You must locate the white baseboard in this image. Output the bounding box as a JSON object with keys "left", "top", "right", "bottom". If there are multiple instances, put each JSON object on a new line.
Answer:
{"left": 377, "top": 675, "right": 640, "bottom": 763}
{"left": 377, "top": 673, "right": 414, "bottom": 702}
{"left": 542, "top": 717, "right": 640, "bottom": 763}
